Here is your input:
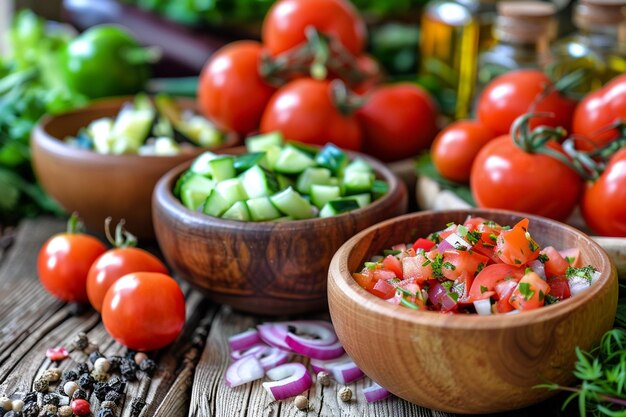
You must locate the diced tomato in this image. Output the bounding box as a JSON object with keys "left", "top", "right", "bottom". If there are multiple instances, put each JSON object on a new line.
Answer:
{"left": 542, "top": 246, "right": 569, "bottom": 278}
{"left": 402, "top": 251, "right": 433, "bottom": 283}
{"left": 451, "top": 271, "right": 474, "bottom": 305}
{"left": 547, "top": 275, "right": 571, "bottom": 300}
{"left": 494, "top": 279, "right": 517, "bottom": 313}
{"left": 441, "top": 250, "right": 488, "bottom": 280}
{"left": 437, "top": 223, "right": 458, "bottom": 241}
{"left": 468, "top": 263, "right": 525, "bottom": 301}
{"left": 496, "top": 218, "right": 540, "bottom": 265}
{"left": 373, "top": 269, "right": 397, "bottom": 281}
{"left": 509, "top": 271, "right": 551, "bottom": 311}
{"left": 370, "top": 279, "right": 396, "bottom": 299}
{"left": 353, "top": 272, "right": 376, "bottom": 291}
{"left": 412, "top": 238, "right": 435, "bottom": 252}
{"left": 382, "top": 255, "right": 403, "bottom": 278}
{"left": 559, "top": 247, "right": 582, "bottom": 268}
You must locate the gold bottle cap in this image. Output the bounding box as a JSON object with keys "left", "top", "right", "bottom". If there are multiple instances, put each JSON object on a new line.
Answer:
{"left": 495, "top": 1, "right": 558, "bottom": 43}
{"left": 575, "top": 0, "right": 626, "bottom": 28}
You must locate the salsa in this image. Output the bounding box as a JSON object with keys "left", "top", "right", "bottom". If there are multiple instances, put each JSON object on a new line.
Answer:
{"left": 353, "top": 217, "right": 600, "bottom": 315}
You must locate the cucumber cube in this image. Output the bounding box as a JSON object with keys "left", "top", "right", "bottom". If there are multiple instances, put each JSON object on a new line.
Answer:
{"left": 180, "top": 174, "right": 215, "bottom": 211}
{"left": 270, "top": 187, "right": 315, "bottom": 219}
{"left": 221, "top": 201, "right": 251, "bottom": 221}
{"left": 208, "top": 156, "right": 236, "bottom": 182}
{"left": 319, "top": 199, "right": 360, "bottom": 218}
{"left": 342, "top": 170, "right": 374, "bottom": 195}
{"left": 296, "top": 167, "right": 332, "bottom": 194}
{"left": 247, "top": 197, "right": 282, "bottom": 221}
{"left": 246, "top": 131, "right": 284, "bottom": 152}
{"left": 203, "top": 189, "right": 231, "bottom": 217}
{"left": 190, "top": 151, "right": 219, "bottom": 176}
{"left": 372, "top": 179, "right": 389, "bottom": 200}
{"left": 273, "top": 145, "right": 316, "bottom": 174}
{"left": 216, "top": 178, "right": 248, "bottom": 205}
{"left": 315, "top": 143, "right": 348, "bottom": 175}
{"left": 240, "top": 165, "right": 280, "bottom": 199}
{"left": 234, "top": 152, "right": 266, "bottom": 173}
{"left": 310, "top": 184, "right": 341, "bottom": 209}
{"left": 344, "top": 157, "right": 374, "bottom": 174}
{"left": 340, "top": 193, "right": 371, "bottom": 208}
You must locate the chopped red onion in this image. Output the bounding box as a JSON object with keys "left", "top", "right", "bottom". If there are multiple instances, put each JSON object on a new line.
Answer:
{"left": 330, "top": 360, "right": 364, "bottom": 384}
{"left": 257, "top": 323, "right": 291, "bottom": 351}
{"left": 569, "top": 276, "right": 592, "bottom": 296}
{"left": 527, "top": 259, "right": 546, "bottom": 280}
{"left": 230, "top": 344, "right": 268, "bottom": 361}
{"left": 225, "top": 356, "right": 264, "bottom": 388}
{"left": 228, "top": 328, "right": 262, "bottom": 352}
{"left": 259, "top": 347, "right": 291, "bottom": 371}
{"left": 285, "top": 321, "right": 338, "bottom": 346}
{"left": 363, "top": 382, "right": 391, "bottom": 403}
{"left": 436, "top": 239, "right": 454, "bottom": 253}
{"left": 262, "top": 363, "right": 312, "bottom": 401}
{"left": 285, "top": 337, "right": 345, "bottom": 360}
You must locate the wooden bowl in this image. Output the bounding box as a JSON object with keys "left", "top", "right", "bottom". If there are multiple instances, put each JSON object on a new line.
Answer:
{"left": 328, "top": 209, "right": 618, "bottom": 414}
{"left": 152, "top": 148, "right": 408, "bottom": 315}
{"left": 31, "top": 97, "right": 238, "bottom": 239}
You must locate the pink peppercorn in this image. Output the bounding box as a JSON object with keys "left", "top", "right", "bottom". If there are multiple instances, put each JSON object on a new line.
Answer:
{"left": 46, "top": 347, "right": 69, "bottom": 361}
{"left": 70, "top": 399, "right": 90, "bottom": 416}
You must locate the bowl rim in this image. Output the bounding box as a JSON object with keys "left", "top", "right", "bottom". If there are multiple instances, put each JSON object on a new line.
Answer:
{"left": 32, "top": 95, "right": 239, "bottom": 163}
{"left": 329, "top": 208, "right": 617, "bottom": 330}
{"left": 153, "top": 145, "right": 407, "bottom": 232}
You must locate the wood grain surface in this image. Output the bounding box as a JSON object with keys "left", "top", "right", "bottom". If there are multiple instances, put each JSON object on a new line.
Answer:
{"left": 0, "top": 217, "right": 579, "bottom": 417}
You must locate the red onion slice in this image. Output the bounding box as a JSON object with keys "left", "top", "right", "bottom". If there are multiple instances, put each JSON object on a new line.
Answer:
{"left": 228, "top": 329, "right": 262, "bottom": 352}
{"left": 309, "top": 354, "right": 351, "bottom": 373}
{"left": 230, "top": 344, "right": 268, "bottom": 361}
{"left": 225, "top": 355, "right": 264, "bottom": 388}
{"left": 527, "top": 259, "right": 546, "bottom": 280}
{"left": 330, "top": 360, "right": 364, "bottom": 384}
{"left": 363, "top": 382, "right": 391, "bottom": 403}
{"left": 285, "top": 336, "right": 345, "bottom": 360}
{"left": 262, "top": 363, "right": 312, "bottom": 400}
{"left": 259, "top": 347, "right": 291, "bottom": 371}
{"left": 285, "top": 320, "right": 338, "bottom": 346}
{"left": 257, "top": 323, "right": 291, "bottom": 351}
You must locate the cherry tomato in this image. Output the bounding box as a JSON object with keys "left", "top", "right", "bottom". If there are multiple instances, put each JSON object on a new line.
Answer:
{"left": 432, "top": 120, "right": 496, "bottom": 183}
{"left": 37, "top": 216, "right": 107, "bottom": 303}
{"left": 351, "top": 54, "right": 383, "bottom": 94}
{"left": 477, "top": 69, "right": 577, "bottom": 137}
{"left": 509, "top": 271, "right": 550, "bottom": 311}
{"left": 581, "top": 147, "right": 626, "bottom": 236}
{"left": 573, "top": 73, "right": 626, "bottom": 150}
{"left": 102, "top": 272, "right": 185, "bottom": 351}
{"left": 87, "top": 247, "right": 168, "bottom": 312}
{"left": 356, "top": 84, "right": 438, "bottom": 161}
{"left": 470, "top": 135, "right": 583, "bottom": 221}
{"left": 197, "top": 41, "right": 275, "bottom": 136}
{"left": 260, "top": 78, "right": 362, "bottom": 150}
{"left": 262, "top": 0, "right": 366, "bottom": 56}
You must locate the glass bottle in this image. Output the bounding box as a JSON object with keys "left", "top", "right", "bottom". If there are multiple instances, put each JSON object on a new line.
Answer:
{"left": 548, "top": 0, "right": 626, "bottom": 94}
{"left": 419, "top": 0, "right": 496, "bottom": 119}
{"left": 478, "top": 1, "right": 557, "bottom": 88}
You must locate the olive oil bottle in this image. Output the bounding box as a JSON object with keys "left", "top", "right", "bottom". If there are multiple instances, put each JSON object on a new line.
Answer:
{"left": 548, "top": 0, "right": 626, "bottom": 94}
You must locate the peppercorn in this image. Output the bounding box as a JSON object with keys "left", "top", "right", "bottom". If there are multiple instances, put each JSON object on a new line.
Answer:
{"left": 84, "top": 342, "right": 99, "bottom": 354}
{"left": 96, "top": 409, "right": 114, "bottom": 417}
{"left": 92, "top": 370, "right": 108, "bottom": 382}
{"left": 133, "top": 352, "right": 148, "bottom": 366}
{"left": 3, "top": 411, "right": 15, "bottom": 417}
{"left": 139, "top": 359, "right": 157, "bottom": 376}
{"left": 33, "top": 378, "right": 49, "bottom": 393}
{"left": 0, "top": 398, "right": 11, "bottom": 411}
{"left": 338, "top": 386, "right": 352, "bottom": 402}
{"left": 72, "top": 332, "right": 89, "bottom": 351}
{"left": 107, "top": 376, "right": 124, "bottom": 393}
{"left": 108, "top": 356, "right": 123, "bottom": 371}
{"left": 21, "top": 402, "right": 38, "bottom": 417}
{"left": 42, "top": 394, "right": 59, "bottom": 406}
{"left": 120, "top": 361, "right": 136, "bottom": 381}
{"left": 21, "top": 393, "right": 36, "bottom": 406}
{"left": 89, "top": 351, "right": 103, "bottom": 364}
{"left": 94, "top": 358, "right": 111, "bottom": 373}
{"left": 294, "top": 395, "right": 308, "bottom": 411}
{"left": 57, "top": 405, "right": 73, "bottom": 417}
{"left": 41, "top": 404, "right": 57, "bottom": 414}
{"left": 41, "top": 412, "right": 56, "bottom": 417}
{"left": 10, "top": 401, "right": 22, "bottom": 413}
{"left": 100, "top": 401, "right": 116, "bottom": 411}
{"left": 317, "top": 371, "right": 331, "bottom": 387}
{"left": 93, "top": 383, "right": 108, "bottom": 402}
{"left": 70, "top": 399, "right": 90, "bottom": 416}
{"left": 104, "top": 391, "right": 121, "bottom": 404}
{"left": 41, "top": 369, "right": 61, "bottom": 383}
{"left": 76, "top": 363, "right": 89, "bottom": 375}
{"left": 63, "top": 381, "right": 79, "bottom": 397}
{"left": 72, "top": 389, "right": 87, "bottom": 401}
{"left": 78, "top": 373, "right": 94, "bottom": 390}
{"left": 63, "top": 370, "right": 78, "bottom": 382}
{"left": 130, "top": 398, "right": 146, "bottom": 417}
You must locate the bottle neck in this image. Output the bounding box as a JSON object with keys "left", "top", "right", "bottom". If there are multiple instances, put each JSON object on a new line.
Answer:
{"left": 577, "top": 24, "right": 626, "bottom": 45}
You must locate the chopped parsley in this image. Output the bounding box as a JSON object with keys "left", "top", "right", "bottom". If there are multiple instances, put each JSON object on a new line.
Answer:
{"left": 502, "top": 225, "right": 511, "bottom": 231}
{"left": 538, "top": 290, "right": 545, "bottom": 302}
{"left": 528, "top": 240, "right": 539, "bottom": 252}
{"left": 449, "top": 292, "right": 459, "bottom": 302}
{"left": 489, "top": 233, "right": 498, "bottom": 242}
{"left": 466, "top": 230, "right": 482, "bottom": 245}
{"left": 431, "top": 253, "right": 444, "bottom": 278}
{"left": 446, "top": 222, "right": 455, "bottom": 227}
{"left": 525, "top": 267, "right": 533, "bottom": 274}
{"left": 428, "top": 232, "right": 441, "bottom": 244}
{"left": 440, "top": 280, "right": 454, "bottom": 291}
{"left": 518, "top": 282, "right": 535, "bottom": 301}
{"left": 544, "top": 294, "right": 559, "bottom": 305}
{"left": 384, "top": 249, "right": 401, "bottom": 256}
{"left": 443, "top": 262, "right": 456, "bottom": 270}
{"left": 537, "top": 253, "right": 550, "bottom": 264}
{"left": 514, "top": 258, "right": 522, "bottom": 265}
{"left": 483, "top": 220, "right": 497, "bottom": 227}
{"left": 456, "top": 225, "right": 468, "bottom": 237}
{"left": 566, "top": 265, "right": 597, "bottom": 283}
{"left": 565, "top": 256, "right": 575, "bottom": 265}
{"left": 421, "top": 259, "right": 432, "bottom": 267}
{"left": 364, "top": 261, "right": 378, "bottom": 270}
{"left": 476, "top": 262, "right": 485, "bottom": 273}
{"left": 480, "top": 285, "right": 488, "bottom": 294}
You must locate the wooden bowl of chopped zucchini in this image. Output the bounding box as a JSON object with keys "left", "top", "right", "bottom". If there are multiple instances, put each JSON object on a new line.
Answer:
{"left": 328, "top": 209, "right": 618, "bottom": 413}
{"left": 152, "top": 132, "right": 409, "bottom": 314}
{"left": 32, "top": 95, "right": 239, "bottom": 239}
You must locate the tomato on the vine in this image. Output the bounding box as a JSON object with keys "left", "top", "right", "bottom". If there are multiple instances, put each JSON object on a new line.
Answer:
{"left": 431, "top": 120, "right": 495, "bottom": 183}
{"left": 262, "top": 0, "right": 366, "bottom": 56}
{"left": 260, "top": 78, "right": 362, "bottom": 150}
{"left": 197, "top": 41, "right": 276, "bottom": 136}
{"left": 356, "top": 83, "right": 438, "bottom": 161}
{"left": 477, "top": 69, "right": 577, "bottom": 136}
{"left": 581, "top": 147, "right": 626, "bottom": 237}
{"left": 38, "top": 215, "right": 107, "bottom": 303}
{"left": 102, "top": 272, "right": 185, "bottom": 351}
{"left": 470, "top": 135, "right": 583, "bottom": 221}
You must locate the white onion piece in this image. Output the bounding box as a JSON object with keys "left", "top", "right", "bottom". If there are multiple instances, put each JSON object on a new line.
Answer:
{"left": 506, "top": 309, "right": 521, "bottom": 315}
{"left": 259, "top": 347, "right": 291, "bottom": 371}
{"left": 527, "top": 259, "right": 546, "bottom": 280}
{"left": 363, "top": 382, "right": 391, "bottom": 403}
{"left": 569, "top": 276, "right": 592, "bottom": 296}
{"left": 441, "top": 233, "right": 471, "bottom": 252}
{"left": 228, "top": 328, "right": 262, "bottom": 352}
{"left": 285, "top": 337, "right": 345, "bottom": 360}
{"left": 285, "top": 321, "right": 338, "bottom": 346}
{"left": 225, "top": 356, "right": 264, "bottom": 387}
{"left": 592, "top": 270, "right": 601, "bottom": 284}
{"left": 230, "top": 344, "right": 268, "bottom": 361}
{"left": 473, "top": 299, "right": 492, "bottom": 316}
{"left": 257, "top": 323, "right": 292, "bottom": 351}
{"left": 263, "top": 363, "right": 312, "bottom": 401}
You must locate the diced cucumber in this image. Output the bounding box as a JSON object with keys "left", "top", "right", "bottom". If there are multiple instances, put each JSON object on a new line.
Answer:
{"left": 190, "top": 151, "right": 219, "bottom": 176}
{"left": 319, "top": 199, "right": 360, "bottom": 218}
{"left": 270, "top": 187, "right": 315, "bottom": 219}
{"left": 173, "top": 170, "right": 195, "bottom": 198}
{"left": 246, "top": 131, "right": 284, "bottom": 152}
{"left": 180, "top": 114, "right": 223, "bottom": 147}
{"left": 110, "top": 105, "right": 155, "bottom": 153}
{"left": 264, "top": 145, "right": 282, "bottom": 170}
{"left": 137, "top": 137, "right": 179, "bottom": 156}
{"left": 340, "top": 193, "right": 371, "bottom": 208}
{"left": 216, "top": 178, "right": 248, "bottom": 205}
{"left": 208, "top": 157, "right": 236, "bottom": 182}
{"left": 275, "top": 216, "right": 294, "bottom": 222}
{"left": 344, "top": 157, "right": 374, "bottom": 174}
{"left": 180, "top": 174, "right": 216, "bottom": 211}
{"left": 277, "top": 174, "right": 295, "bottom": 190}
{"left": 240, "top": 165, "right": 280, "bottom": 198}
{"left": 88, "top": 118, "right": 114, "bottom": 154}
{"left": 221, "top": 201, "right": 251, "bottom": 221}
{"left": 273, "top": 145, "right": 316, "bottom": 174}
{"left": 310, "top": 184, "right": 341, "bottom": 209}
{"left": 296, "top": 167, "right": 332, "bottom": 194}
{"left": 372, "top": 179, "right": 389, "bottom": 200}
{"left": 203, "top": 189, "right": 230, "bottom": 217}
{"left": 247, "top": 197, "right": 282, "bottom": 221}
{"left": 315, "top": 144, "right": 348, "bottom": 175}
{"left": 342, "top": 170, "right": 375, "bottom": 195}
{"left": 234, "top": 152, "right": 266, "bottom": 173}
{"left": 288, "top": 141, "right": 318, "bottom": 157}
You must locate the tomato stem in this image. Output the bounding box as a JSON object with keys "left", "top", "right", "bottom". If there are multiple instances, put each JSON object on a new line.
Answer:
{"left": 330, "top": 79, "right": 365, "bottom": 116}
{"left": 104, "top": 217, "right": 138, "bottom": 248}
{"left": 66, "top": 212, "right": 84, "bottom": 234}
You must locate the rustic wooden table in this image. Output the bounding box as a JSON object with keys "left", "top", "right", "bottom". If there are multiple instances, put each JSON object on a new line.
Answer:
{"left": 0, "top": 218, "right": 577, "bottom": 417}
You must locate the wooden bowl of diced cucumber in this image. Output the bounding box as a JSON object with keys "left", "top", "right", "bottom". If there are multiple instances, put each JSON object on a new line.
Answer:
{"left": 152, "top": 132, "right": 409, "bottom": 314}
{"left": 32, "top": 95, "right": 238, "bottom": 239}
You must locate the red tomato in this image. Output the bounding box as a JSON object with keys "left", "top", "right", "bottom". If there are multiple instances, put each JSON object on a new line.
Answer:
{"left": 197, "top": 41, "right": 276, "bottom": 136}
{"left": 477, "top": 69, "right": 577, "bottom": 136}
{"left": 382, "top": 255, "right": 403, "bottom": 278}
{"left": 451, "top": 271, "right": 474, "bottom": 305}
{"left": 262, "top": 0, "right": 366, "bottom": 56}
{"left": 468, "top": 263, "right": 525, "bottom": 301}
{"left": 412, "top": 238, "right": 435, "bottom": 252}
{"left": 353, "top": 271, "right": 376, "bottom": 291}
{"left": 102, "top": 272, "right": 185, "bottom": 351}
{"left": 87, "top": 247, "right": 169, "bottom": 312}
{"left": 547, "top": 276, "right": 571, "bottom": 300}
{"left": 38, "top": 223, "right": 106, "bottom": 303}
{"left": 509, "top": 271, "right": 550, "bottom": 311}
{"left": 496, "top": 219, "right": 540, "bottom": 266}
{"left": 581, "top": 147, "right": 626, "bottom": 237}
{"left": 541, "top": 246, "right": 569, "bottom": 278}
{"left": 402, "top": 251, "right": 434, "bottom": 283}
{"left": 441, "top": 250, "right": 488, "bottom": 281}
{"left": 352, "top": 54, "right": 383, "bottom": 94}
{"left": 471, "top": 135, "right": 583, "bottom": 221}
{"left": 559, "top": 248, "right": 582, "bottom": 268}
{"left": 260, "top": 78, "right": 362, "bottom": 150}
{"left": 432, "top": 120, "right": 496, "bottom": 183}
{"left": 370, "top": 279, "right": 396, "bottom": 299}
{"left": 356, "top": 84, "right": 438, "bottom": 161}
{"left": 573, "top": 73, "right": 626, "bottom": 150}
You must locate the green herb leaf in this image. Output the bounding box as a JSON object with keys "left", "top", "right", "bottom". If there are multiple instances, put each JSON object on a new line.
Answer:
{"left": 518, "top": 282, "right": 534, "bottom": 301}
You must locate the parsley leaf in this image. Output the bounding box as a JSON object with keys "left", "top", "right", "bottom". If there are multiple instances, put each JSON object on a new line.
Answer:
{"left": 518, "top": 282, "right": 534, "bottom": 301}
